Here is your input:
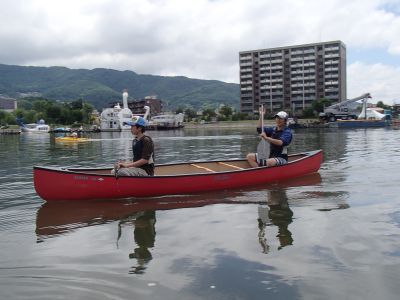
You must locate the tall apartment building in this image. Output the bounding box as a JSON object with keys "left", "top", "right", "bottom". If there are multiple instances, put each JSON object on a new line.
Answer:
{"left": 239, "top": 41, "right": 346, "bottom": 115}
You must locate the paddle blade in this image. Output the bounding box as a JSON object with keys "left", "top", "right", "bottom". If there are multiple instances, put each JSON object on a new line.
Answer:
{"left": 257, "top": 140, "right": 270, "bottom": 160}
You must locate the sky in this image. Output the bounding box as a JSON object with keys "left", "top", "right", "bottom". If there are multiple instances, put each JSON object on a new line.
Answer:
{"left": 0, "top": 0, "right": 400, "bottom": 104}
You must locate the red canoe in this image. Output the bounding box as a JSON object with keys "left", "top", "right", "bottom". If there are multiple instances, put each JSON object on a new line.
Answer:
{"left": 33, "top": 150, "right": 323, "bottom": 201}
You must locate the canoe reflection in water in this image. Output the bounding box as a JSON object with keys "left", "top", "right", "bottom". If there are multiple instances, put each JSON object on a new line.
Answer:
{"left": 258, "top": 189, "right": 293, "bottom": 253}
{"left": 35, "top": 173, "right": 323, "bottom": 273}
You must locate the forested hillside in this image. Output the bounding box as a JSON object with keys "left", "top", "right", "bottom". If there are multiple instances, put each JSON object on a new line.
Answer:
{"left": 0, "top": 64, "right": 239, "bottom": 110}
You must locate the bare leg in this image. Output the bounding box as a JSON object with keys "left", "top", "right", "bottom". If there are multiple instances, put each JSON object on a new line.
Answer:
{"left": 246, "top": 153, "right": 258, "bottom": 168}
{"left": 266, "top": 158, "right": 279, "bottom": 167}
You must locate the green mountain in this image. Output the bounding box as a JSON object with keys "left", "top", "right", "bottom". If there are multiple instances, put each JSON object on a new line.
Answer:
{"left": 0, "top": 64, "right": 239, "bottom": 110}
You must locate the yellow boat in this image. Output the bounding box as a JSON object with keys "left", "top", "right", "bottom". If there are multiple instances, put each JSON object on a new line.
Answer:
{"left": 55, "top": 136, "right": 90, "bottom": 143}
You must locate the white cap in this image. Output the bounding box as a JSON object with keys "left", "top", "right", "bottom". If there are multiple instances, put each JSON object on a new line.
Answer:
{"left": 275, "top": 111, "right": 288, "bottom": 119}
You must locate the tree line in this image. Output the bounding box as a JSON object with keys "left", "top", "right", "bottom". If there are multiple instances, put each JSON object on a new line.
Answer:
{"left": 3, "top": 96, "right": 388, "bottom": 127}
{"left": 0, "top": 97, "right": 94, "bottom": 126}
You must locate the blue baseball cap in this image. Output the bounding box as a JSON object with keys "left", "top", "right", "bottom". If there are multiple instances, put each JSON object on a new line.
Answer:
{"left": 124, "top": 117, "right": 146, "bottom": 127}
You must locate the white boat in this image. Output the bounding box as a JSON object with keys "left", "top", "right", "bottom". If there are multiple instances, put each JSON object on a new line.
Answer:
{"left": 149, "top": 113, "right": 184, "bottom": 129}
{"left": 19, "top": 119, "right": 50, "bottom": 133}
{"left": 100, "top": 90, "right": 150, "bottom": 132}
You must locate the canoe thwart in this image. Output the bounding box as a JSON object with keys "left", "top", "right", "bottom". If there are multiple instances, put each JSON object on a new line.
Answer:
{"left": 190, "top": 163, "right": 216, "bottom": 173}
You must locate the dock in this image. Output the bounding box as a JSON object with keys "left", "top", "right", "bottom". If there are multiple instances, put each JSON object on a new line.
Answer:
{"left": 0, "top": 128, "right": 21, "bottom": 135}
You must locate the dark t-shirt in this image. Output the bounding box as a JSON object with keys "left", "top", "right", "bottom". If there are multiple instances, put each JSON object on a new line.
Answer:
{"left": 257, "top": 126, "right": 292, "bottom": 160}
{"left": 132, "top": 135, "right": 155, "bottom": 175}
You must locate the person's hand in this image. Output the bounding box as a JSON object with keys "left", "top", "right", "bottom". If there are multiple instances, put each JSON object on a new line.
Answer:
{"left": 259, "top": 106, "right": 265, "bottom": 115}
{"left": 115, "top": 160, "right": 124, "bottom": 169}
{"left": 260, "top": 132, "right": 267, "bottom": 140}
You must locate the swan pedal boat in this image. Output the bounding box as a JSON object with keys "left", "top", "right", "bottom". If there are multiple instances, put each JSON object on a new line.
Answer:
{"left": 33, "top": 150, "right": 323, "bottom": 202}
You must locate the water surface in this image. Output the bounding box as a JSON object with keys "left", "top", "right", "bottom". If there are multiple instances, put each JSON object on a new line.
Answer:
{"left": 0, "top": 127, "right": 399, "bottom": 300}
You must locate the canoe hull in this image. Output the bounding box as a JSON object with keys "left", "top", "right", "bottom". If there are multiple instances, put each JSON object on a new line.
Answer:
{"left": 33, "top": 150, "right": 323, "bottom": 201}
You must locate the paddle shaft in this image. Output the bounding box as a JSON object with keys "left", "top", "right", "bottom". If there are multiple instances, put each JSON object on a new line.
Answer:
{"left": 257, "top": 104, "right": 270, "bottom": 161}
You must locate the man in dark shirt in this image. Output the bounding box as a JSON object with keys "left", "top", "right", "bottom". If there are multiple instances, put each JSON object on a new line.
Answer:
{"left": 113, "top": 117, "right": 155, "bottom": 176}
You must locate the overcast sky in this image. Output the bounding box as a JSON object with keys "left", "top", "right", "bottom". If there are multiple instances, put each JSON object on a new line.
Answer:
{"left": 1, "top": 0, "right": 400, "bottom": 104}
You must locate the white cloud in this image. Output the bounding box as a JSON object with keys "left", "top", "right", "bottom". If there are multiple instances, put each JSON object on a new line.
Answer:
{"left": 348, "top": 62, "right": 400, "bottom": 104}
{"left": 0, "top": 0, "right": 399, "bottom": 103}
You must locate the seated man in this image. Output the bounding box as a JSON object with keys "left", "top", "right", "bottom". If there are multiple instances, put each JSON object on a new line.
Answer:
{"left": 247, "top": 111, "right": 292, "bottom": 168}
{"left": 112, "top": 117, "right": 155, "bottom": 176}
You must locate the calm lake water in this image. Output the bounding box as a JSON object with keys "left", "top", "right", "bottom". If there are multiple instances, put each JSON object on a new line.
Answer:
{"left": 0, "top": 126, "right": 399, "bottom": 300}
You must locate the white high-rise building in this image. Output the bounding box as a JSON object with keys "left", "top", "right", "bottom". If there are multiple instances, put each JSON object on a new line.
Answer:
{"left": 239, "top": 40, "right": 346, "bottom": 115}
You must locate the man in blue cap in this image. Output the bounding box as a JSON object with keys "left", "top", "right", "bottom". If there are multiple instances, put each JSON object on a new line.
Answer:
{"left": 113, "top": 117, "right": 155, "bottom": 176}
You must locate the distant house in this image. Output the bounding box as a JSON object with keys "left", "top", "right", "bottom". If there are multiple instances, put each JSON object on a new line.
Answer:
{"left": 393, "top": 99, "right": 400, "bottom": 117}
{"left": 0, "top": 96, "right": 17, "bottom": 112}
{"left": 128, "top": 96, "right": 162, "bottom": 117}
{"left": 108, "top": 95, "right": 163, "bottom": 117}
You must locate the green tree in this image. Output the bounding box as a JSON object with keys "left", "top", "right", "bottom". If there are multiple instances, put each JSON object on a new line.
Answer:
{"left": 218, "top": 105, "right": 233, "bottom": 121}
{"left": 232, "top": 112, "right": 248, "bottom": 121}
{"left": 312, "top": 98, "right": 332, "bottom": 113}
{"left": 32, "top": 100, "right": 51, "bottom": 113}
{"left": 376, "top": 101, "right": 390, "bottom": 109}
{"left": 82, "top": 102, "right": 94, "bottom": 123}
{"left": 0, "top": 110, "right": 8, "bottom": 125}
{"left": 70, "top": 98, "right": 83, "bottom": 110}
{"left": 202, "top": 108, "right": 216, "bottom": 121}
{"left": 175, "top": 107, "right": 184, "bottom": 114}
{"left": 71, "top": 109, "right": 83, "bottom": 123}
{"left": 302, "top": 107, "right": 315, "bottom": 118}
{"left": 46, "top": 105, "right": 62, "bottom": 123}
{"left": 60, "top": 107, "right": 73, "bottom": 124}
{"left": 184, "top": 108, "right": 197, "bottom": 121}
{"left": 17, "top": 99, "right": 33, "bottom": 110}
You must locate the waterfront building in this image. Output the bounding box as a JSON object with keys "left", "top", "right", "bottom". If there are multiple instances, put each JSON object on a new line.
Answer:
{"left": 0, "top": 96, "right": 17, "bottom": 112}
{"left": 239, "top": 41, "right": 346, "bottom": 115}
{"left": 128, "top": 96, "right": 162, "bottom": 116}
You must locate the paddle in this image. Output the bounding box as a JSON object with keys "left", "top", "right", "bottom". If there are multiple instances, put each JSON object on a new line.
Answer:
{"left": 256, "top": 104, "right": 270, "bottom": 164}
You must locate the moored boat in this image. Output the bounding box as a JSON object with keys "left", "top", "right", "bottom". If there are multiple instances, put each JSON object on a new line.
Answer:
{"left": 33, "top": 150, "right": 323, "bottom": 201}
{"left": 329, "top": 119, "right": 388, "bottom": 128}
{"left": 148, "top": 113, "right": 184, "bottom": 130}
{"left": 17, "top": 119, "right": 50, "bottom": 133}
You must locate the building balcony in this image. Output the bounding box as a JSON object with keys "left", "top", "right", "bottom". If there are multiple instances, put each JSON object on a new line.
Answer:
{"left": 271, "top": 66, "right": 283, "bottom": 70}
{"left": 324, "top": 60, "right": 339, "bottom": 65}
{"left": 325, "top": 53, "right": 339, "bottom": 58}
{"left": 324, "top": 87, "right": 339, "bottom": 92}
{"left": 325, "top": 46, "right": 339, "bottom": 51}
{"left": 304, "top": 49, "right": 316, "bottom": 54}
{"left": 325, "top": 81, "right": 339, "bottom": 86}
{"left": 291, "top": 57, "right": 303, "bottom": 61}
{"left": 240, "top": 62, "right": 253, "bottom": 67}
{"left": 291, "top": 91, "right": 303, "bottom": 95}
